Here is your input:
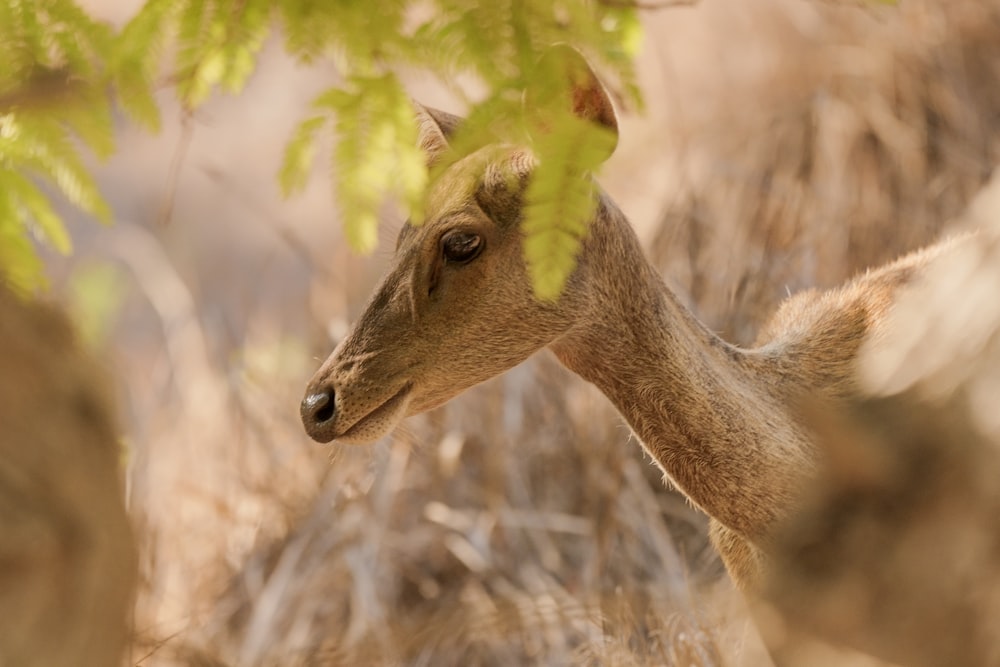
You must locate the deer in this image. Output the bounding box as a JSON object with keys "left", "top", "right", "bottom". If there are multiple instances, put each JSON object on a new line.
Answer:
{"left": 299, "top": 46, "right": 956, "bottom": 629}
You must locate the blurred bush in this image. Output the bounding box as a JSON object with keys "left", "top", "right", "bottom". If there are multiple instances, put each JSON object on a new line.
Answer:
{"left": 0, "top": 286, "right": 135, "bottom": 667}
{"left": 764, "top": 173, "right": 1000, "bottom": 667}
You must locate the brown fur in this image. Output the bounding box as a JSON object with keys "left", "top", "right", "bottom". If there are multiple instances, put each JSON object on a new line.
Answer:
{"left": 0, "top": 286, "right": 136, "bottom": 666}
{"left": 765, "top": 392, "right": 1000, "bottom": 667}
{"left": 761, "top": 186, "right": 1000, "bottom": 665}
{"left": 301, "top": 49, "right": 952, "bottom": 598}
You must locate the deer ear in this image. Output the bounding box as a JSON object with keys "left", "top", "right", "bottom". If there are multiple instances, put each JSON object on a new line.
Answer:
{"left": 524, "top": 44, "right": 619, "bottom": 155}
{"left": 414, "top": 102, "right": 462, "bottom": 167}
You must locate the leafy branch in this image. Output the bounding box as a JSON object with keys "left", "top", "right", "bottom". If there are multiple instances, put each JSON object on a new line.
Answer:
{"left": 0, "top": 0, "right": 646, "bottom": 298}
{"left": 0, "top": 0, "right": 114, "bottom": 291}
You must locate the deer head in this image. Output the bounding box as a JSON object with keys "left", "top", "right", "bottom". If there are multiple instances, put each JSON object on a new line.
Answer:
{"left": 301, "top": 47, "right": 620, "bottom": 444}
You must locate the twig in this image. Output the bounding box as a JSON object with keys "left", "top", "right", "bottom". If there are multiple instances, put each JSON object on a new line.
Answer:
{"left": 157, "top": 110, "right": 195, "bottom": 226}
{"left": 133, "top": 628, "right": 185, "bottom": 665}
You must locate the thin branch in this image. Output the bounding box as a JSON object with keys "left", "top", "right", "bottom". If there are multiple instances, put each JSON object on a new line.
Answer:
{"left": 157, "top": 110, "right": 195, "bottom": 226}
{"left": 132, "top": 628, "right": 186, "bottom": 665}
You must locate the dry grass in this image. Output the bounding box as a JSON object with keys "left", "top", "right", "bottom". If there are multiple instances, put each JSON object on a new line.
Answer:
{"left": 127, "top": 352, "right": 732, "bottom": 666}
{"left": 647, "top": 0, "right": 1000, "bottom": 342}
{"left": 9, "top": 0, "right": 999, "bottom": 665}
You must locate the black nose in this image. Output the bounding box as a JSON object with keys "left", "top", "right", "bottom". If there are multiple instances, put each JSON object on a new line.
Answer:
{"left": 301, "top": 387, "right": 336, "bottom": 433}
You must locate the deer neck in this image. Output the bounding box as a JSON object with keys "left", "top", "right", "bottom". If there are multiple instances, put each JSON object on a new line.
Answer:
{"left": 549, "top": 196, "right": 813, "bottom": 542}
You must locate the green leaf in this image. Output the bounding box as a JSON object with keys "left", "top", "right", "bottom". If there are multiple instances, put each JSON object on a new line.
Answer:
{"left": 172, "top": 0, "right": 271, "bottom": 108}
{"left": 222, "top": 44, "right": 255, "bottom": 93}
{"left": 0, "top": 191, "right": 46, "bottom": 293}
{"left": 325, "top": 73, "right": 427, "bottom": 253}
{"left": 279, "top": 115, "right": 327, "bottom": 196}
{"left": 0, "top": 0, "right": 644, "bottom": 297}
{"left": 1, "top": 115, "right": 112, "bottom": 224}
{"left": 522, "top": 113, "right": 616, "bottom": 300}
{"left": 113, "top": 0, "right": 177, "bottom": 130}
{"left": 7, "top": 171, "right": 72, "bottom": 254}
{"left": 61, "top": 90, "right": 116, "bottom": 158}
{"left": 114, "top": 62, "right": 162, "bottom": 131}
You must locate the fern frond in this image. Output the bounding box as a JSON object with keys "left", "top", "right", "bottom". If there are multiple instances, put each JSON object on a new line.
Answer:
{"left": 419, "top": 0, "right": 519, "bottom": 83}
{"left": 174, "top": 0, "right": 272, "bottom": 107}
{"left": 279, "top": 115, "right": 328, "bottom": 196}
{"left": 277, "top": 1, "right": 340, "bottom": 61}
{"left": 114, "top": 0, "right": 177, "bottom": 129}
{"left": 279, "top": 0, "right": 408, "bottom": 66}
{"left": 323, "top": 73, "right": 425, "bottom": 252}
{"left": 522, "top": 113, "right": 616, "bottom": 300}
{"left": 6, "top": 170, "right": 73, "bottom": 254}
{"left": 61, "top": 90, "right": 116, "bottom": 157}
{"left": 272, "top": 0, "right": 642, "bottom": 292}
{"left": 2, "top": 115, "right": 111, "bottom": 223}
{"left": 0, "top": 0, "right": 120, "bottom": 290}
{"left": 0, "top": 187, "right": 46, "bottom": 293}
{"left": 221, "top": 0, "right": 269, "bottom": 93}
{"left": 0, "top": 0, "right": 644, "bottom": 297}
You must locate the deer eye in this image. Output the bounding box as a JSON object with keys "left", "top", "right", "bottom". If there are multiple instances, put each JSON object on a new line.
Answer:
{"left": 441, "top": 231, "right": 483, "bottom": 264}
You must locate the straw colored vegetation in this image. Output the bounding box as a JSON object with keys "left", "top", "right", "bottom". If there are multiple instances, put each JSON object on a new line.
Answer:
{"left": 2, "top": 0, "right": 999, "bottom": 665}
{"left": 138, "top": 2, "right": 999, "bottom": 664}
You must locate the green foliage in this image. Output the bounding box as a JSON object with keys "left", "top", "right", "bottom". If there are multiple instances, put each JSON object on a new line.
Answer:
{"left": 279, "top": 0, "right": 409, "bottom": 67}
{"left": 523, "top": 114, "right": 617, "bottom": 301}
{"left": 0, "top": 0, "right": 116, "bottom": 291}
{"left": 175, "top": 0, "right": 271, "bottom": 106}
{"left": 111, "top": 0, "right": 272, "bottom": 115}
{"left": 0, "top": 0, "right": 275, "bottom": 291}
{"left": 282, "top": 74, "right": 425, "bottom": 252}
{"left": 0, "top": 0, "right": 645, "bottom": 297}
{"left": 113, "top": 0, "right": 175, "bottom": 130}
{"left": 279, "top": 0, "right": 644, "bottom": 295}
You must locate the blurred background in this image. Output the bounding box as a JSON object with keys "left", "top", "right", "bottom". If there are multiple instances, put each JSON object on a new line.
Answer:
{"left": 39, "top": 0, "right": 1000, "bottom": 664}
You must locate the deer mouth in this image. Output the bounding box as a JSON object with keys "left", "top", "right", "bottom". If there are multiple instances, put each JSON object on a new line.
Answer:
{"left": 336, "top": 382, "right": 413, "bottom": 444}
